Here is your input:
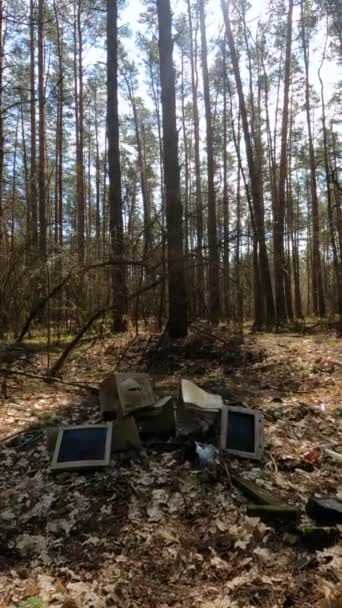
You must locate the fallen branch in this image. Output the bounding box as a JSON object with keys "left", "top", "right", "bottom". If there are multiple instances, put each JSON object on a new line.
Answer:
{"left": 229, "top": 471, "right": 281, "bottom": 506}
{"left": 246, "top": 503, "right": 300, "bottom": 523}
{"left": 0, "top": 367, "right": 99, "bottom": 391}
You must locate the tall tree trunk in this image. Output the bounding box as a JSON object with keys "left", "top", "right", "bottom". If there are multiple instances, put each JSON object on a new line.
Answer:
{"left": 94, "top": 90, "right": 101, "bottom": 258}
{"left": 55, "top": 0, "right": 63, "bottom": 249}
{"left": 0, "top": 0, "right": 4, "bottom": 246}
{"left": 38, "top": 0, "right": 46, "bottom": 257}
{"left": 107, "top": 0, "right": 127, "bottom": 332}
{"left": 285, "top": 177, "right": 294, "bottom": 320}
{"left": 181, "top": 48, "right": 192, "bottom": 316}
{"left": 29, "top": 0, "right": 38, "bottom": 250}
{"left": 222, "top": 40, "right": 230, "bottom": 320}
{"left": 76, "top": 0, "right": 85, "bottom": 262}
{"left": 199, "top": 0, "right": 220, "bottom": 324}
{"left": 274, "top": 0, "right": 293, "bottom": 323}
{"left": 300, "top": 0, "right": 325, "bottom": 317}
{"left": 331, "top": 130, "right": 342, "bottom": 258}
{"left": 157, "top": 0, "right": 187, "bottom": 338}
{"left": 187, "top": 0, "right": 204, "bottom": 317}
{"left": 123, "top": 73, "right": 152, "bottom": 258}
{"left": 227, "top": 75, "right": 262, "bottom": 326}
{"left": 147, "top": 48, "right": 166, "bottom": 327}
{"left": 236, "top": 117, "right": 243, "bottom": 329}
{"left": 318, "top": 36, "right": 342, "bottom": 334}
{"left": 53, "top": 0, "right": 63, "bottom": 249}
{"left": 221, "top": 0, "right": 275, "bottom": 327}
{"left": 11, "top": 111, "right": 20, "bottom": 253}
{"left": 21, "top": 98, "right": 30, "bottom": 241}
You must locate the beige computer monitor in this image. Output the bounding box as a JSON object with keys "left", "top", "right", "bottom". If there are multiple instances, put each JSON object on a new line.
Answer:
{"left": 50, "top": 423, "right": 113, "bottom": 471}
{"left": 220, "top": 405, "right": 264, "bottom": 460}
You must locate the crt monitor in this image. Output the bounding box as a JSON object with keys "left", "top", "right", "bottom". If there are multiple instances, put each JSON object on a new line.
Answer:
{"left": 50, "top": 423, "right": 113, "bottom": 471}
{"left": 220, "top": 405, "right": 264, "bottom": 460}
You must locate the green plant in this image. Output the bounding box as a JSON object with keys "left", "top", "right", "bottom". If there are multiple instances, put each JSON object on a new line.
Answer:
{"left": 17, "top": 597, "right": 44, "bottom": 608}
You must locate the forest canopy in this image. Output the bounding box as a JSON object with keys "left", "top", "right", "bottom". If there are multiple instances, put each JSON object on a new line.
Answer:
{"left": 0, "top": 0, "right": 341, "bottom": 340}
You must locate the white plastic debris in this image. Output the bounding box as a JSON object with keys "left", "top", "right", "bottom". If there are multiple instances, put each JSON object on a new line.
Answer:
{"left": 195, "top": 442, "right": 218, "bottom": 466}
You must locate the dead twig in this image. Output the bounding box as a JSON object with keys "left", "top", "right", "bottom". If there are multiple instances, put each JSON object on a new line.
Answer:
{"left": 0, "top": 367, "right": 99, "bottom": 391}
{"left": 218, "top": 450, "right": 232, "bottom": 488}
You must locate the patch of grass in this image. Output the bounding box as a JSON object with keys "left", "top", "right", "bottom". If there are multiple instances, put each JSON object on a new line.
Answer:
{"left": 17, "top": 597, "right": 43, "bottom": 608}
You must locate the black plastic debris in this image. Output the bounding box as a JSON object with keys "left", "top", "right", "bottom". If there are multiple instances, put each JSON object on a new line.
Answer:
{"left": 306, "top": 496, "right": 342, "bottom": 525}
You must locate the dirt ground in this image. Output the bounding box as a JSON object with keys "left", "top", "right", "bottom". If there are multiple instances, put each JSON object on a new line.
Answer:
{"left": 0, "top": 328, "right": 341, "bottom": 608}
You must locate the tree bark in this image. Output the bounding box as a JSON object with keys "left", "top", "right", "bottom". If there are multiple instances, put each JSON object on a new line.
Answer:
{"left": 123, "top": 71, "right": 152, "bottom": 258}
{"left": 76, "top": 0, "right": 85, "bottom": 262}
{"left": 222, "top": 40, "right": 230, "bottom": 320}
{"left": 38, "top": 0, "right": 46, "bottom": 257}
{"left": 180, "top": 47, "right": 192, "bottom": 315}
{"left": 107, "top": 0, "right": 127, "bottom": 332}
{"left": 11, "top": 111, "right": 19, "bottom": 253}
{"left": 157, "top": 0, "right": 187, "bottom": 338}
{"left": 94, "top": 89, "right": 101, "bottom": 258}
{"left": 54, "top": 0, "right": 63, "bottom": 249}
{"left": 0, "top": 0, "right": 4, "bottom": 246}
{"left": 222, "top": 0, "right": 275, "bottom": 327}
{"left": 187, "top": 0, "right": 205, "bottom": 317}
{"left": 318, "top": 35, "right": 342, "bottom": 334}
{"left": 274, "top": 0, "right": 293, "bottom": 324}
{"left": 29, "top": 0, "right": 38, "bottom": 250}
{"left": 300, "top": 0, "right": 325, "bottom": 317}
{"left": 199, "top": 0, "right": 220, "bottom": 324}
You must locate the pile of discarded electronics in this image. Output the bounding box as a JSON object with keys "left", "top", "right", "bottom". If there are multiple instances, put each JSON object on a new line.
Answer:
{"left": 48, "top": 372, "right": 264, "bottom": 472}
{"left": 47, "top": 372, "right": 342, "bottom": 548}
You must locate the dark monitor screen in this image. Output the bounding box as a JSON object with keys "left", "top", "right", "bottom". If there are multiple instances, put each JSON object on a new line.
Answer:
{"left": 58, "top": 427, "right": 108, "bottom": 462}
{"left": 226, "top": 411, "right": 255, "bottom": 453}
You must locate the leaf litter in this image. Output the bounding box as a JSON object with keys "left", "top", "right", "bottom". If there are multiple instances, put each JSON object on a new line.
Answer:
{"left": 0, "top": 330, "right": 341, "bottom": 607}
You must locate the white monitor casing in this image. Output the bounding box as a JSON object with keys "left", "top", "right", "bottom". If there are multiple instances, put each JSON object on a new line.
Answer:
{"left": 220, "top": 405, "right": 264, "bottom": 461}
{"left": 50, "top": 422, "right": 113, "bottom": 471}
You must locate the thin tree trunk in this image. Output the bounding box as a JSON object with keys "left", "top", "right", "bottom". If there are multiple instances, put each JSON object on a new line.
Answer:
{"left": 300, "top": 0, "right": 325, "bottom": 317}
{"left": 222, "top": 40, "right": 230, "bottom": 320}
{"left": 331, "top": 129, "right": 342, "bottom": 257}
{"left": 107, "top": 0, "right": 127, "bottom": 332}
{"left": 318, "top": 32, "right": 342, "bottom": 333}
{"left": 0, "top": 0, "right": 4, "bottom": 246}
{"left": 94, "top": 91, "right": 101, "bottom": 257}
{"left": 157, "top": 0, "right": 187, "bottom": 338}
{"left": 181, "top": 48, "right": 192, "bottom": 316}
{"left": 222, "top": 0, "right": 275, "bottom": 327}
{"left": 28, "top": 0, "right": 37, "bottom": 251}
{"left": 76, "top": 0, "right": 85, "bottom": 262}
{"left": 199, "top": 0, "right": 220, "bottom": 324}
{"left": 11, "top": 111, "right": 20, "bottom": 253}
{"left": 38, "top": 0, "right": 46, "bottom": 257}
{"left": 187, "top": 0, "right": 204, "bottom": 317}
{"left": 288, "top": 114, "right": 302, "bottom": 319}
{"left": 123, "top": 72, "right": 152, "bottom": 258}
{"left": 274, "top": 0, "right": 293, "bottom": 323}
{"left": 236, "top": 117, "right": 243, "bottom": 330}
{"left": 147, "top": 49, "right": 166, "bottom": 327}
{"left": 21, "top": 98, "right": 30, "bottom": 239}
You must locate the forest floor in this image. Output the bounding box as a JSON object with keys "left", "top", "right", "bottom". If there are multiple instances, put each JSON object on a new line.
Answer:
{"left": 0, "top": 327, "right": 341, "bottom": 608}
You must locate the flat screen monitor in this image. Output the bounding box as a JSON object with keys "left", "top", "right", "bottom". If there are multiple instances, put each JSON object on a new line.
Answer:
{"left": 50, "top": 423, "right": 113, "bottom": 471}
{"left": 220, "top": 405, "right": 264, "bottom": 460}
